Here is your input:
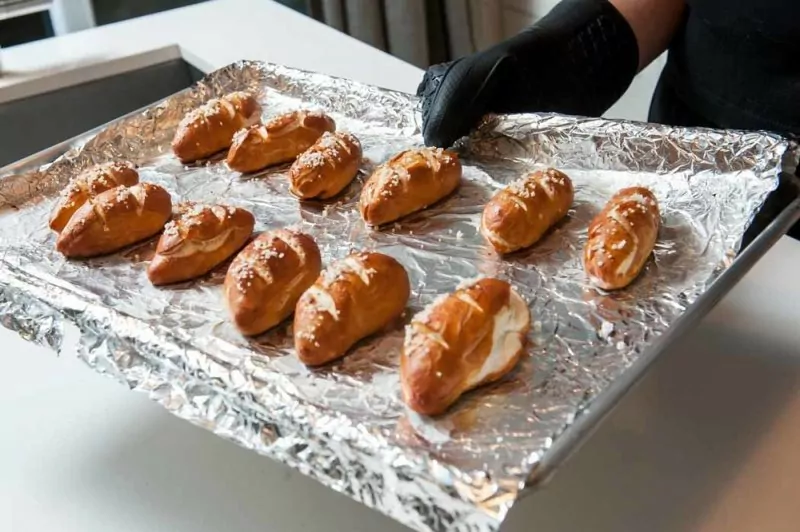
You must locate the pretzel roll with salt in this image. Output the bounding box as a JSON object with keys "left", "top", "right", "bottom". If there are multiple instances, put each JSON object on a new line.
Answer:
{"left": 56, "top": 183, "right": 172, "bottom": 258}
{"left": 227, "top": 110, "right": 336, "bottom": 173}
{"left": 584, "top": 187, "right": 660, "bottom": 290}
{"left": 172, "top": 91, "right": 261, "bottom": 163}
{"left": 147, "top": 202, "right": 255, "bottom": 286}
{"left": 224, "top": 229, "right": 322, "bottom": 336}
{"left": 401, "top": 278, "right": 531, "bottom": 416}
{"left": 49, "top": 161, "right": 139, "bottom": 233}
{"left": 289, "top": 131, "right": 362, "bottom": 200}
{"left": 293, "top": 251, "right": 410, "bottom": 366}
{"left": 481, "top": 168, "right": 574, "bottom": 253}
{"left": 359, "top": 147, "right": 461, "bottom": 226}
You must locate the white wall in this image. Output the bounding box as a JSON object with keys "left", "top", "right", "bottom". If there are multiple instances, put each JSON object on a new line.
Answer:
{"left": 499, "top": 0, "right": 665, "bottom": 122}
{"left": 503, "top": 0, "right": 560, "bottom": 23}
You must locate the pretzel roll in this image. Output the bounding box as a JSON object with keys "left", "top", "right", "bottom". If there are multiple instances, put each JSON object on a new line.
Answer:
{"left": 481, "top": 168, "right": 574, "bottom": 253}
{"left": 56, "top": 183, "right": 172, "bottom": 258}
{"left": 226, "top": 110, "right": 336, "bottom": 173}
{"left": 584, "top": 186, "right": 660, "bottom": 290}
{"left": 147, "top": 203, "right": 255, "bottom": 286}
{"left": 401, "top": 278, "right": 530, "bottom": 416}
{"left": 172, "top": 91, "right": 261, "bottom": 163}
{"left": 359, "top": 147, "right": 461, "bottom": 226}
{"left": 49, "top": 161, "right": 139, "bottom": 233}
{"left": 224, "top": 229, "right": 322, "bottom": 336}
{"left": 289, "top": 131, "right": 362, "bottom": 199}
{"left": 294, "top": 251, "right": 410, "bottom": 366}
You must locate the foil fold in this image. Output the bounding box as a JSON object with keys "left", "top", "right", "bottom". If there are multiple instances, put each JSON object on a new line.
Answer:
{"left": 0, "top": 61, "right": 793, "bottom": 532}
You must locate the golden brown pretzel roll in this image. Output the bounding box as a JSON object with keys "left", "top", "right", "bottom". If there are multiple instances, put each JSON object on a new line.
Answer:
{"left": 288, "top": 131, "right": 362, "bottom": 199}
{"left": 49, "top": 161, "right": 139, "bottom": 233}
{"left": 294, "top": 251, "right": 410, "bottom": 366}
{"left": 224, "top": 229, "right": 322, "bottom": 336}
{"left": 401, "top": 278, "right": 530, "bottom": 416}
{"left": 584, "top": 186, "right": 660, "bottom": 290}
{"left": 172, "top": 91, "right": 261, "bottom": 163}
{"left": 359, "top": 147, "right": 462, "bottom": 226}
{"left": 226, "top": 110, "right": 336, "bottom": 174}
{"left": 481, "top": 168, "right": 574, "bottom": 253}
{"left": 56, "top": 183, "right": 172, "bottom": 258}
{"left": 147, "top": 202, "right": 255, "bottom": 286}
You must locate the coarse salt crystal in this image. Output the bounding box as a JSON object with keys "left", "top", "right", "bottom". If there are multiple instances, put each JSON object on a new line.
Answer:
{"left": 317, "top": 132, "right": 340, "bottom": 150}
{"left": 298, "top": 150, "right": 326, "bottom": 169}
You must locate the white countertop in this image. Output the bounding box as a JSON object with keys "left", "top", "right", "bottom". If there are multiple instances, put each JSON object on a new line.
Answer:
{"left": 0, "top": 0, "right": 422, "bottom": 104}
{"left": 2, "top": 2, "right": 800, "bottom": 531}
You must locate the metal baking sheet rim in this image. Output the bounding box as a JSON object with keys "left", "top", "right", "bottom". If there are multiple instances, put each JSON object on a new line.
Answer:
{"left": 0, "top": 261, "right": 503, "bottom": 532}
{"left": 1, "top": 59, "right": 798, "bottom": 532}
{"left": 2, "top": 197, "right": 799, "bottom": 528}
{"left": 523, "top": 193, "right": 800, "bottom": 492}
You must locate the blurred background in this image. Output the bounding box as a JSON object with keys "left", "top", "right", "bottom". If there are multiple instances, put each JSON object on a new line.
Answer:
{"left": 0, "top": 0, "right": 560, "bottom": 67}
{"left": 0, "top": 0, "right": 661, "bottom": 162}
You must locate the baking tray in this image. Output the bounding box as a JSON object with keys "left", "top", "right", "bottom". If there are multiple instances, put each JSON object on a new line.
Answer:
{"left": 1, "top": 60, "right": 798, "bottom": 532}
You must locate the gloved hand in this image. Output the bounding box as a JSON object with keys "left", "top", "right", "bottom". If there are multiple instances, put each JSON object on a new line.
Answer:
{"left": 417, "top": 0, "right": 640, "bottom": 148}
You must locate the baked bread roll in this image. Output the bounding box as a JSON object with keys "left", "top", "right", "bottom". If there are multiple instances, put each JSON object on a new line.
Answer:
{"left": 56, "top": 183, "right": 172, "bottom": 258}
{"left": 584, "top": 186, "right": 660, "bottom": 290}
{"left": 226, "top": 110, "right": 336, "bottom": 173}
{"left": 147, "top": 202, "right": 255, "bottom": 286}
{"left": 294, "top": 252, "right": 410, "bottom": 366}
{"left": 172, "top": 91, "right": 261, "bottom": 163}
{"left": 401, "top": 278, "right": 530, "bottom": 416}
{"left": 359, "top": 147, "right": 462, "bottom": 226}
{"left": 224, "top": 229, "right": 322, "bottom": 336}
{"left": 49, "top": 161, "right": 139, "bottom": 232}
{"left": 288, "top": 131, "right": 362, "bottom": 199}
{"left": 481, "top": 168, "right": 574, "bottom": 253}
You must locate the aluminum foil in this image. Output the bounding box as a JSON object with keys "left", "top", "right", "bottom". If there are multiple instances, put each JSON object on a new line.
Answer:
{"left": 0, "top": 61, "right": 793, "bottom": 532}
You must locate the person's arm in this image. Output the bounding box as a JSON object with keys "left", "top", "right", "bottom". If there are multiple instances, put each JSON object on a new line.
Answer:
{"left": 611, "top": 0, "right": 685, "bottom": 70}
{"left": 417, "top": 0, "right": 686, "bottom": 147}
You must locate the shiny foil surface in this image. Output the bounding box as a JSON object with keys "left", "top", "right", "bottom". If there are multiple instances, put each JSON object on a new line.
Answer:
{"left": 0, "top": 61, "right": 793, "bottom": 532}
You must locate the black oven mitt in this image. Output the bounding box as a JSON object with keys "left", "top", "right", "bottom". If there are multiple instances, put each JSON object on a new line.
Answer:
{"left": 417, "top": 0, "right": 639, "bottom": 148}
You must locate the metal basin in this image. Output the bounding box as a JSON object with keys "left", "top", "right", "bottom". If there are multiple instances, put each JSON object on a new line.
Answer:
{"left": 0, "top": 58, "right": 203, "bottom": 167}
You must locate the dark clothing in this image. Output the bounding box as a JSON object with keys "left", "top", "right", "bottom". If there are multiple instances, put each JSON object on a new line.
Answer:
{"left": 650, "top": 0, "right": 800, "bottom": 134}
{"left": 653, "top": 76, "right": 800, "bottom": 241}
{"left": 649, "top": 0, "right": 800, "bottom": 238}
{"left": 417, "top": 0, "right": 799, "bottom": 237}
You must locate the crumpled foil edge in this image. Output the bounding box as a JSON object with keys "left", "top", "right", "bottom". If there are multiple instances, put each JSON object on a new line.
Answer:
{"left": 0, "top": 60, "right": 795, "bottom": 532}
{"left": 0, "top": 261, "right": 500, "bottom": 532}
